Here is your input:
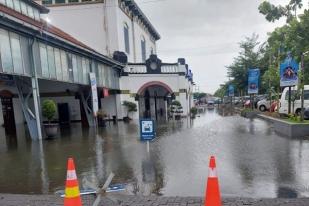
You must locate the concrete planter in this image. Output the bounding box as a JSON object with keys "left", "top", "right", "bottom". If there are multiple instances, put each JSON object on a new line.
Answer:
{"left": 257, "top": 114, "right": 309, "bottom": 138}
{"left": 44, "top": 123, "right": 58, "bottom": 138}
{"left": 240, "top": 110, "right": 259, "bottom": 119}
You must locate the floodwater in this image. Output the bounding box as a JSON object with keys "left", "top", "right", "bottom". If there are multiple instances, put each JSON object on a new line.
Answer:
{"left": 1, "top": 109, "right": 309, "bottom": 198}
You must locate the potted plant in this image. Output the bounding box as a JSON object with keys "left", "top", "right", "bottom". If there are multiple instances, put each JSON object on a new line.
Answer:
{"left": 97, "top": 109, "right": 108, "bottom": 127}
{"left": 122, "top": 100, "right": 137, "bottom": 122}
{"left": 42, "top": 99, "right": 58, "bottom": 138}
{"left": 170, "top": 100, "right": 183, "bottom": 120}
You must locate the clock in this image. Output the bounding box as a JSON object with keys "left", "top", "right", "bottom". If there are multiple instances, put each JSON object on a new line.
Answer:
{"left": 150, "top": 62, "right": 157, "bottom": 70}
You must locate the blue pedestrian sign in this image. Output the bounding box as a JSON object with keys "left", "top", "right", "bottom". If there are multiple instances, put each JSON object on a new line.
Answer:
{"left": 140, "top": 119, "right": 156, "bottom": 141}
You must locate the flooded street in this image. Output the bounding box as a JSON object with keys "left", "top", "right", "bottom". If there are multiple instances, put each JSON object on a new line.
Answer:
{"left": 1, "top": 110, "right": 309, "bottom": 198}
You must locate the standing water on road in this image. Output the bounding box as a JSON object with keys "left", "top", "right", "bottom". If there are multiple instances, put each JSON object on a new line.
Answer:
{"left": 1, "top": 109, "right": 309, "bottom": 198}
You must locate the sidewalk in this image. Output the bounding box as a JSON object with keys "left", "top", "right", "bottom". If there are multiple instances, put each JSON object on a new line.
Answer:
{"left": 1, "top": 194, "right": 309, "bottom": 206}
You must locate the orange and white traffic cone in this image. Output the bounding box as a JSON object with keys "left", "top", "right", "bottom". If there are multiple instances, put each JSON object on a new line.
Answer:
{"left": 64, "top": 158, "right": 82, "bottom": 206}
{"left": 204, "top": 156, "right": 222, "bottom": 206}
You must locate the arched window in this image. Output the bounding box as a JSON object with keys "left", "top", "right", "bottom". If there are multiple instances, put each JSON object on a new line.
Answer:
{"left": 123, "top": 23, "right": 130, "bottom": 54}
{"left": 141, "top": 35, "right": 146, "bottom": 62}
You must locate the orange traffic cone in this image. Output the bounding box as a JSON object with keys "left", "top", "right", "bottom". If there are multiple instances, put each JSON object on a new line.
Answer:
{"left": 64, "top": 158, "right": 82, "bottom": 206}
{"left": 204, "top": 156, "right": 222, "bottom": 206}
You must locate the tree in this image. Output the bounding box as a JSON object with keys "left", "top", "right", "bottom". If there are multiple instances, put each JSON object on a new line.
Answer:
{"left": 258, "top": 0, "right": 303, "bottom": 23}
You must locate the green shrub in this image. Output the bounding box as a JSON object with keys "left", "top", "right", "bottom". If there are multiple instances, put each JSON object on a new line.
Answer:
{"left": 122, "top": 101, "right": 137, "bottom": 118}
{"left": 42, "top": 100, "right": 57, "bottom": 123}
{"left": 190, "top": 107, "right": 198, "bottom": 116}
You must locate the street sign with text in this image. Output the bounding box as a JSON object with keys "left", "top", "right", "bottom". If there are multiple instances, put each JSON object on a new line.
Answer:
{"left": 140, "top": 119, "right": 156, "bottom": 141}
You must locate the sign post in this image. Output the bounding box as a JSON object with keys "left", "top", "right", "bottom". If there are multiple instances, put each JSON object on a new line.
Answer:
{"left": 140, "top": 119, "right": 156, "bottom": 153}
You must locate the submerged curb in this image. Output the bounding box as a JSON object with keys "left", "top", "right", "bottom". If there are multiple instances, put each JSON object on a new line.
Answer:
{"left": 1, "top": 194, "right": 309, "bottom": 206}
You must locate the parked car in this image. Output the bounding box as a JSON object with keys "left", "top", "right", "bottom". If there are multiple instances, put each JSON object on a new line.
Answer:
{"left": 207, "top": 101, "right": 215, "bottom": 109}
{"left": 257, "top": 95, "right": 279, "bottom": 112}
{"left": 304, "top": 107, "right": 309, "bottom": 120}
{"left": 279, "top": 85, "right": 309, "bottom": 115}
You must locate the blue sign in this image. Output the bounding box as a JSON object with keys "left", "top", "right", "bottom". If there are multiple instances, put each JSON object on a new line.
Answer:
{"left": 140, "top": 119, "right": 156, "bottom": 141}
{"left": 228, "top": 85, "right": 234, "bottom": 97}
{"left": 248, "top": 68, "right": 260, "bottom": 94}
{"left": 280, "top": 54, "right": 299, "bottom": 87}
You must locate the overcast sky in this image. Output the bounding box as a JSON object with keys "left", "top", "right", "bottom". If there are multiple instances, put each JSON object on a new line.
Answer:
{"left": 135, "top": 0, "right": 308, "bottom": 94}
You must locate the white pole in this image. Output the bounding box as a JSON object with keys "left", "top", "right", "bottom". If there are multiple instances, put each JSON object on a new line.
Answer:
{"left": 147, "top": 141, "right": 150, "bottom": 153}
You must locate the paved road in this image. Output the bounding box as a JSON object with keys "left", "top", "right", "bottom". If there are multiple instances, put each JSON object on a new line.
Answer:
{"left": 1, "top": 194, "right": 309, "bottom": 206}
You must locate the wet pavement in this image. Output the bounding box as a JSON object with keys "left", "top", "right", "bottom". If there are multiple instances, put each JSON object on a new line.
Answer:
{"left": 1, "top": 109, "right": 309, "bottom": 198}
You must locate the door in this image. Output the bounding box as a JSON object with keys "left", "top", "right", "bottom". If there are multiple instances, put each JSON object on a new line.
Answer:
{"left": 1, "top": 97, "right": 16, "bottom": 134}
{"left": 58, "top": 103, "right": 70, "bottom": 125}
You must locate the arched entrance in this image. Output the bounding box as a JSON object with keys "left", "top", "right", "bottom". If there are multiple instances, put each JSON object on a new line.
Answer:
{"left": 0, "top": 90, "right": 16, "bottom": 134}
{"left": 137, "top": 81, "right": 173, "bottom": 121}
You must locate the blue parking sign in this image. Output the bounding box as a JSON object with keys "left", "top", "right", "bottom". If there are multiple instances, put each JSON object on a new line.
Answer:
{"left": 140, "top": 119, "right": 156, "bottom": 141}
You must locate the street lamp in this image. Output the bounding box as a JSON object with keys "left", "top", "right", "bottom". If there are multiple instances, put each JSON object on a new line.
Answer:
{"left": 300, "top": 51, "right": 309, "bottom": 121}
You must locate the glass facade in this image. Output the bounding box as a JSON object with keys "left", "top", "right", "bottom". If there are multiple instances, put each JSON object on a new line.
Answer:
{"left": 0, "top": 29, "right": 13, "bottom": 73}
{"left": 0, "top": 28, "right": 120, "bottom": 89}
{"left": 0, "top": 0, "right": 41, "bottom": 21}
{"left": 10, "top": 33, "right": 23, "bottom": 74}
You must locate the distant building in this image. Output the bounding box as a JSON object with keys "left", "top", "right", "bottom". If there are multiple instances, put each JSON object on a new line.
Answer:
{"left": 37, "top": 0, "right": 160, "bottom": 63}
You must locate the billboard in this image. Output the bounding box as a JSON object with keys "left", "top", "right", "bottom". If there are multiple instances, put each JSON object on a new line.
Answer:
{"left": 280, "top": 54, "right": 299, "bottom": 87}
{"left": 248, "top": 68, "right": 260, "bottom": 94}
{"left": 228, "top": 85, "right": 234, "bottom": 97}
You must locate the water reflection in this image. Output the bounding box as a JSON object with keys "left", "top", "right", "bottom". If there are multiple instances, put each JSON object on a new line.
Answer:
{"left": 1, "top": 111, "right": 309, "bottom": 198}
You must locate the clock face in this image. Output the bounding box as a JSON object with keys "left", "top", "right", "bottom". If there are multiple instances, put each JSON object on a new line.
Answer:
{"left": 150, "top": 62, "right": 157, "bottom": 70}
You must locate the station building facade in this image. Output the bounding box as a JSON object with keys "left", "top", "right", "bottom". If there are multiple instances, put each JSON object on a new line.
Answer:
{"left": 0, "top": 0, "right": 195, "bottom": 140}
{"left": 0, "top": 0, "right": 123, "bottom": 139}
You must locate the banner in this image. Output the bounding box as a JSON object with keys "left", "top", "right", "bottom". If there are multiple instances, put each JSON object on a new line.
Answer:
{"left": 280, "top": 54, "right": 299, "bottom": 87}
{"left": 89, "top": 73, "right": 99, "bottom": 116}
{"left": 248, "top": 68, "right": 260, "bottom": 94}
{"left": 228, "top": 85, "right": 234, "bottom": 97}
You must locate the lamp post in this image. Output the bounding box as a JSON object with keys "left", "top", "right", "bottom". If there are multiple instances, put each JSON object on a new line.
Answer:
{"left": 300, "top": 51, "right": 309, "bottom": 121}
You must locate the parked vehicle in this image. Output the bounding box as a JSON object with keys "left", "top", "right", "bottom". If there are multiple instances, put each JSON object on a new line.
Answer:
{"left": 207, "top": 101, "right": 215, "bottom": 109}
{"left": 304, "top": 107, "right": 309, "bottom": 120}
{"left": 257, "top": 95, "right": 280, "bottom": 112}
{"left": 279, "top": 85, "right": 309, "bottom": 115}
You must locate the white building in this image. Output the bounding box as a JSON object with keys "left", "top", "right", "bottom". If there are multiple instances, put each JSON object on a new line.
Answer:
{"left": 38, "top": 0, "right": 160, "bottom": 63}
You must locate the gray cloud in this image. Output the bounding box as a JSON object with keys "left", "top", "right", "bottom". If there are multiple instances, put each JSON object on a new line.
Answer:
{"left": 136, "top": 0, "right": 305, "bottom": 93}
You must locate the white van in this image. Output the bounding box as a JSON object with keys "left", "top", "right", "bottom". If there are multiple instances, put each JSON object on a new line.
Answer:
{"left": 279, "top": 85, "right": 309, "bottom": 114}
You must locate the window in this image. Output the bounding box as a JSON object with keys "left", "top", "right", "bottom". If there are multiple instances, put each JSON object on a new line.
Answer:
{"left": 304, "top": 90, "right": 309, "bottom": 100}
{"left": 69, "top": 0, "right": 79, "bottom": 2}
{"left": 55, "top": 0, "right": 65, "bottom": 4}
{"left": 13, "top": 0, "right": 21, "bottom": 13}
{"left": 54, "top": 48, "right": 62, "bottom": 80}
{"left": 124, "top": 23, "right": 130, "bottom": 54}
{"left": 0, "top": 29, "right": 13, "bottom": 73}
{"left": 33, "top": 9, "right": 40, "bottom": 21}
{"left": 72, "top": 54, "right": 78, "bottom": 83}
{"left": 42, "top": 0, "right": 52, "bottom": 5}
{"left": 150, "top": 47, "right": 154, "bottom": 55}
{"left": 27, "top": 5, "right": 34, "bottom": 19}
{"left": 67, "top": 53, "right": 73, "bottom": 82}
{"left": 20, "top": 2, "right": 28, "bottom": 16}
{"left": 39, "top": 44, "right": 49, "bottom": 77}
{"left": 141, "top": 36, "right": 146, "bottom": 62}
{"left": 6, "top": 0, "right": 14, "bottom": 9}
{"left": 10, "top": 33, "right": 23, "bottom": 74}
{"left": 47, "top": 46, "right": 56, "bottom": 79}
{"left": 20, "top": 36, "right": 31, "bottom": 75}
{"left": 77, "top": 56, "right": 83, "bottom": 83}
{"left": 60, "top": 50, "right": 68, "bottom": 81}
{"left": 285, "top": 90, "right": 300, "bottom": 100}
